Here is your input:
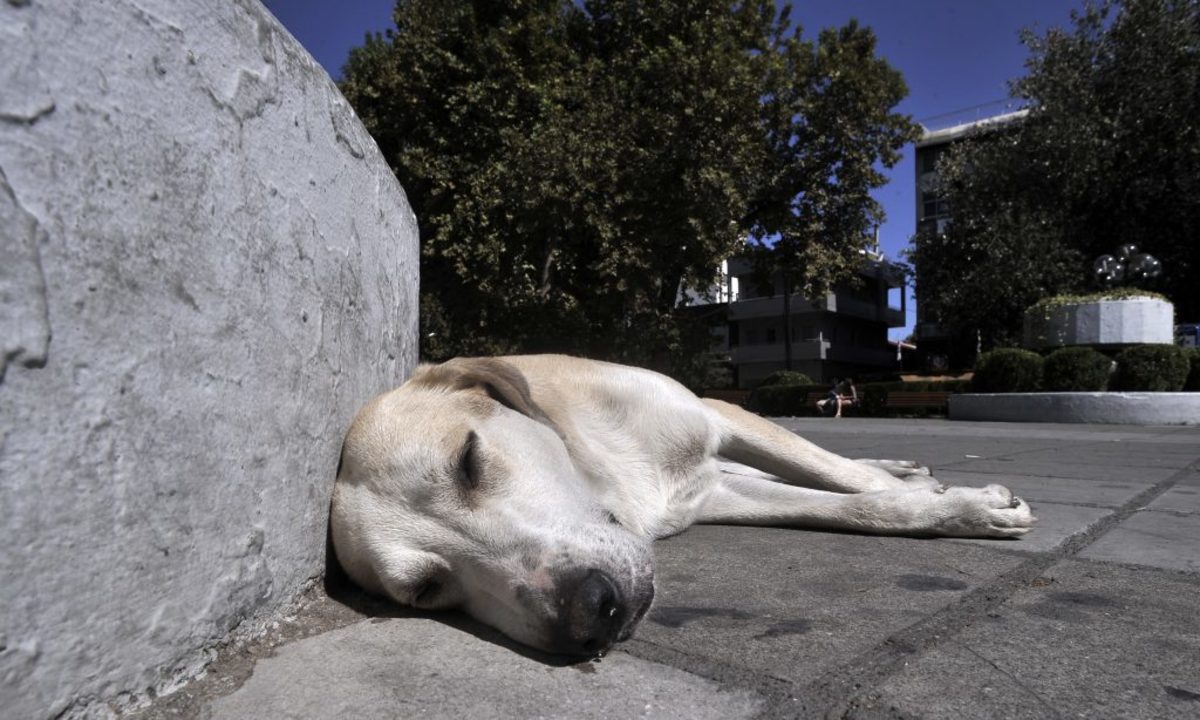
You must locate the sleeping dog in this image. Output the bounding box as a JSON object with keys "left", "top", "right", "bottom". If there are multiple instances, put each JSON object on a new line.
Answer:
{"left": 331, "top": 355, "right": 1034, "bottom": 656}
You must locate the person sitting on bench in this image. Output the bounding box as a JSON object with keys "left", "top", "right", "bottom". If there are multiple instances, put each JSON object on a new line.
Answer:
{"left": 817, "top": 377, "right": 857, "bottom": 418}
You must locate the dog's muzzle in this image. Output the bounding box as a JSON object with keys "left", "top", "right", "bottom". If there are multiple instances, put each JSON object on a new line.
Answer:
{"left": 550, "top": 568, "right": 654, "bottom": 656}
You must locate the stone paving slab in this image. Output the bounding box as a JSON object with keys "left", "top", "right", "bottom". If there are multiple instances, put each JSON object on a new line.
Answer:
{"left": 635, "top": 525, "right": 1026, "bottom": 681}
{"left": 208, "top": 617, "right": 763, "bottom": 720}
{"left": 137, "top": 418, "right": 1200, "bottom": 720}
{"left": 1077, "top": 509, "right": 1200, "bottom": 572}
{"left": 1148, "top": 470, "right": 1200, "bottom": 513}
{"left": 1014, "top": 444, "right": 1200, "bottom": 470}
{"left": 935, "top": 458, "right": 1180, "bottom": 483}
{"left": 866, "top": 559, "right": 1200, "bottom": 720}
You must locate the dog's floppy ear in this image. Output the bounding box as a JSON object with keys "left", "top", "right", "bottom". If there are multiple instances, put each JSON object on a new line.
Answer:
{"left": 411, "top": 357, "right": 549, "bottom": 422}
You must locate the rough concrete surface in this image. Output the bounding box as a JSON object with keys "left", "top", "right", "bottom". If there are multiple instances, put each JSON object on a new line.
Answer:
{"left": 209, "top": 617, "right": 764, "bottom": 720}
{"left": 1023, "top": 296, "right": 1174, "bottom": 348}
{"left": 0, "top": 1, "right": 417, "bottom": 717}
{"left": 135, "top": 419, "right": 1200, "bottom": 719}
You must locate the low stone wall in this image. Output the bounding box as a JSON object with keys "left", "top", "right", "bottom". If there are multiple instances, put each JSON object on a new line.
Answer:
{"left": 950, "top": 393, "right": 1200, "bottom": 425}
{"left": 0, "top": 1, "right": 417, "bottom": 716}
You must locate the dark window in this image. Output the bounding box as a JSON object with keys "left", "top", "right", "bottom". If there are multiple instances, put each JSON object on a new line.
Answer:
{"left": 919, "top": 146, "right": 944, "bottom": 174}
{"left": 921, "top": 191, "right": 949, "bottom": 219}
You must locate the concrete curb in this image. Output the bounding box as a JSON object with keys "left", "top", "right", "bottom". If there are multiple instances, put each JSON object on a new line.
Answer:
{"left": 950, "top": 392, "right": 1200, "bottom": 425}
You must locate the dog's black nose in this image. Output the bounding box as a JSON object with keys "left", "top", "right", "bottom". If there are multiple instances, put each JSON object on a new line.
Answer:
{"left": 553, "top": 568, "right": 626, "bottom": 656}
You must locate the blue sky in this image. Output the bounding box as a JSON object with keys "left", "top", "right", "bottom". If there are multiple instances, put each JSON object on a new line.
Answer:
{"left": 265, "top": 0, "right": 1083, "bottom": 339}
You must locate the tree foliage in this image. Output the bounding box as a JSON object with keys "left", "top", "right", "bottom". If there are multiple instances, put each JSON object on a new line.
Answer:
{"left": 911, "top": 0, "right": 1200, "bottom": 350}
{"left": 340, "top": 0, "right": 916, "bottom": 364}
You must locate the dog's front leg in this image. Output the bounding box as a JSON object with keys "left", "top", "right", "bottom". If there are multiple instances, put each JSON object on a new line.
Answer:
{"left": 702, "top": 399, "right": 929, "bottom": 493}
{"left": 695, "top": 473, "right": 1035, "bottom": 539}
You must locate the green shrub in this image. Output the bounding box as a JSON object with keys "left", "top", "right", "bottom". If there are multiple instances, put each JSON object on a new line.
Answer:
{"left": 1042, "top": 347, "right": 1113, "bottom": 391}
{"left": 756, "top": 370, "right": 814, "bottom": 388}
{"left": 1112, "top": 345, "right": 1189, "bottom": 391}
{"left": 746, "top": 384, "right": 825, "bottom": 415}
{"left": 859, "top": 383, "right": 888, "bottom": 416}
{"left": 1185, "top": 348, "right": 1200, "bottom": 391}
{"left": 972, "top": 349, "right": 1043, "bottom": 393}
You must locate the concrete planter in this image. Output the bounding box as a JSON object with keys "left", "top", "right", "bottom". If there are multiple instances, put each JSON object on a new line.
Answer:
{"left": 1023, "top": 297, "right": 1174, "bottom": 349}
{"left": 950, "top": 392, "right": 1200, "bottom": 425}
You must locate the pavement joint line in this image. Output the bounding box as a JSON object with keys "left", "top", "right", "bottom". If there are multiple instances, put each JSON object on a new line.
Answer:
{"left": 795, "top": 455, "right": 1200, "bottom": 718}
{"left": 1066, "top": 553, "right": 1200, "bottom": 584}
{"left": 1050, "top": 458, "right": 1200, "bottom": 556}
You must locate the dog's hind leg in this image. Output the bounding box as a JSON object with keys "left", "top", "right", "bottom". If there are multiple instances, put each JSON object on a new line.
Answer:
{"left": 702, "top": 399, "right": 935, "bottom": 494}
{"left": 696, "top": 472, "right": 1035, "bottom": 538}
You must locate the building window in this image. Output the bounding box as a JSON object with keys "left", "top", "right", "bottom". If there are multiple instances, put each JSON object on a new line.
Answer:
{"left": 766, "top": 328, "right": 777, "bottom": 344}
{"left": 921, "top": 191, "right": 949, "bottom": 219}
{"left": 919, "top": 146, "right": 944, "bottom": 174}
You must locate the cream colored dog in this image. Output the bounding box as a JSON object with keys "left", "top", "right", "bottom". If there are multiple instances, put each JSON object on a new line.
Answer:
{"left": 331, "top": 355, "right": 1034, "bottom": 656}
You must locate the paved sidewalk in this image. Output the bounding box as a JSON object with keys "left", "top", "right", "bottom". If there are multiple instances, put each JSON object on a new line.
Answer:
{"left": 138, "top": 419, "right": 1200, "bottom": 720}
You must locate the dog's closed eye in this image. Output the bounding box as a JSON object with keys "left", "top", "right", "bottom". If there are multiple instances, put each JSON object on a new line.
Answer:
{"left": 457, "top": 431, "right": 480, "bottom": 490}
{"left": 412, "top": 579, "right": 441, "bottom": 605}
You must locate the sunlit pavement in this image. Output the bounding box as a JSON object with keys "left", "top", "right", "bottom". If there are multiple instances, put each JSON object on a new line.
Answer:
{"left": 136, "top": 418, "right": 1200, "bottom": 720}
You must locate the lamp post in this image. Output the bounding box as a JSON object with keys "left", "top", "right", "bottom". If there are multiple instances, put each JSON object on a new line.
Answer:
{"left": 1092, "top": 244, "right": 1163, "bottom": 288}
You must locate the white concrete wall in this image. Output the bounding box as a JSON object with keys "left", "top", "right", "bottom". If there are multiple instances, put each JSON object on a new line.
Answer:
{"left": 0, "top": 1, "right": 418, "bottom": 716}
{"left": 950, "top": 393, "right": 1200, "bottom": 425}
{"left": 1023, "top": 297, "right": 1174, "bottom": 348}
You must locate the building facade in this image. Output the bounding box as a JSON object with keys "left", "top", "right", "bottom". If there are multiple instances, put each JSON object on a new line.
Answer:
{"left": 913, "top": 108, "right": 1028, "bottom": 369}
{"left": 687, "top": 256, "right": 907, "bottom": 388}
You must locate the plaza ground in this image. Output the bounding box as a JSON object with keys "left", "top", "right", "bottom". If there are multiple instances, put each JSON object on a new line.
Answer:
{"left": 137, "top": 418, "right": 1200, "bottom": 720}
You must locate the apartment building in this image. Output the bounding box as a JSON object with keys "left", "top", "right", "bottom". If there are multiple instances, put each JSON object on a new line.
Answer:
{"left": 686, "top": 255, "right": 907, "bottom": 388}
{"left": 913, "top": 107, "right": 1028, "bottom": 369}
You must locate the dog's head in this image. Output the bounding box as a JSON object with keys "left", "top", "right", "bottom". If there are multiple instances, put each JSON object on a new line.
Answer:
{"left": 330, "top": 357, "right": 655, "bottom": 656}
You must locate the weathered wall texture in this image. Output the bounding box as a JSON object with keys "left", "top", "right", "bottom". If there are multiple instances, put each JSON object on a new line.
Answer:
{"left": 0, "top": 1, "right": 418, "bottom": 716}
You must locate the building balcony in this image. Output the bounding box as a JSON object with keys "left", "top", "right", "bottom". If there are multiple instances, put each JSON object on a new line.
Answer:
{"left": 826, "top": 344, "right": 901, "bottom": 368}
{"left": 827, "top": 294, "right": 906, "bottom": 327}
{"left": 727, "top": 293, "right": 903, "bottom": 327}
{"left": 727, "top": 294, "right": 824, "bottom": 321}
{"left": 730, "top": 339, "right": 828, "bottom": 365}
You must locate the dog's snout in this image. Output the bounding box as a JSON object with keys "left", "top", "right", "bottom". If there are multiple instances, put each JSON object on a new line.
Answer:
{"left": 554, "top": 568, "right": 627, "bottom": 655}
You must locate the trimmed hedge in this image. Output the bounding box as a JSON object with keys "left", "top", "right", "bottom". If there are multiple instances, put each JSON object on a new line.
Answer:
{"left": 1042, "top": 346, "right": 1113, "bottom": 391}
{"left": 1111, "top": 345, "right": 1189, "bottom": 391}
{"left": 972, "top": 349, "right": 1043, "bottom": 393}
{"left": 756, "top": 370, "right": 814, "bottom": 388}
{"left": 745, "top": 383, "right": 827, "bottom": 415}
{"left": 1185, "top": 348, "right": 1200, "bottom": 391}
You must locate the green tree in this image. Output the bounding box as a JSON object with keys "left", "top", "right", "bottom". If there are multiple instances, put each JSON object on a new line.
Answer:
{"left": 753, "top": 21, "right": 918, "bottom": 299}
{"left": 341, "top": 0, "right": 916, "bottom": 366}
{"left": 911, "top": 0, "right": 1200, "bottom": 351}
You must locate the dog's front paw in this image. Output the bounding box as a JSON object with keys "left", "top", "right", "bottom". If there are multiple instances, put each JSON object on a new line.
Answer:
{"left": 936, "top": 484, "right": 1036, "bottom": 538}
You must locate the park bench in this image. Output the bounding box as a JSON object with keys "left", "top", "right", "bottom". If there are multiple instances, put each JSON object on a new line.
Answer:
{"left": 883, "top": 390, "right": 952, "bottom": 412}
{"left": 703, "top": 389, "right": 751, "bottom": 406}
